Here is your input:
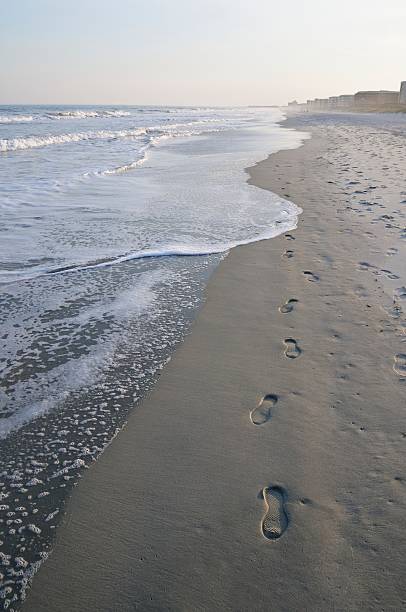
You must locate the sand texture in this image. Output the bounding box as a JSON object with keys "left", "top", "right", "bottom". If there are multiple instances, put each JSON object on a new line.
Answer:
{"left": 24, "top": 114, "right": 406, "bottom": 611}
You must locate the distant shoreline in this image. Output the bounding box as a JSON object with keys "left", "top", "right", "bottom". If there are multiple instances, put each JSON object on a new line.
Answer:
{"left": 287, "top": 105, "right": 406, "bottom": 114}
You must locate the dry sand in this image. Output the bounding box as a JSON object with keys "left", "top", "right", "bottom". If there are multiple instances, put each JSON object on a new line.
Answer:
{"left": 24, "top": 114, "right": 406, "bottom": 611}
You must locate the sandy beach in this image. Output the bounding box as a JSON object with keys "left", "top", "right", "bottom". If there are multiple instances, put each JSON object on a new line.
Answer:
{"left": 24, "top": 113, "right": 406, "bottom": 611}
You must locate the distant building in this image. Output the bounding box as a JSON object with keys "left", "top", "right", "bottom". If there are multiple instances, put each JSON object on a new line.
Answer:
{"left": 310, "top": 98, "right": 329, "bottom": 110}
{"left": 400, "top": 82, "right": 406, "bottom": 105}
{"left": 354, "top": 90, "right": 399, "bottom": 107}
{"left": 329, "top": 96, "right": 339, "bottom": 108}
{"left": 337, "top": 95, "right": 354, "bottom": 107}
{"left": 293, "top": 81, "right": 405, "bottom": 113}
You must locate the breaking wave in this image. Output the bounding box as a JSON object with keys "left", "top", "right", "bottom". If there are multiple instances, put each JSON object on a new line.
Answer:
{"left": 0, "top": 115, "right": 34, "bottom": 124}
{"left": 0, "top": 120, "right": 221, "bottom": 152}
{"left": 0, "top": 127, "right": 147, "bottom": 152}
{"left": 46, "top": 109, "right": 132, "bottom": 119}
{"left": 89, "top": 154, "right": 149, "bottom": 176}
{"left": 87, "top": 126, "right": 222, "bottom": 176}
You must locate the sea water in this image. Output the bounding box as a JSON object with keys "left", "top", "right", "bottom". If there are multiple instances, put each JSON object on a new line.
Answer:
{"left": 0, "top": 105, "right": 307, "bottom": 608}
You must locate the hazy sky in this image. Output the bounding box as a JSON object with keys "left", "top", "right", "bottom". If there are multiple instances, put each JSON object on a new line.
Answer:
{"left": 1, "top": 0, "right": 406, "bottom": 105}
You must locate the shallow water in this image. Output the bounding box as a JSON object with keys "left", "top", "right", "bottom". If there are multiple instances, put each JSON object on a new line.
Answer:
{"left": 0, "top": 105, "right": 308, "bottom": 435}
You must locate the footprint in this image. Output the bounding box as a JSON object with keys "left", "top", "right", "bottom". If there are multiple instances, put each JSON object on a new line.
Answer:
{"left": 250, "top": 394, "right": 278, "bottom": 425}
{"left": 381, "top": 269, "right": 400, "bottom": 280}
{"left": 394, "top": 286, "right": 406, "bottom": 302}
{"left": 261, "top": 486, "right": 289, "bottom": 540}
{"left": 284, "top": 338, "right": 302, "bottom": 359}
{"left": 282, "top": 249, "right": 294, "bottom": 259}
{"left": 387, "top": 247, "right": 398, "bottom": 256}
{"left": 358, "top": 261, "right": 376, "bottom": 271}
{"left": 303, "top": 271, "right": 319, "bottom": 282}
{"left": 393, "top": 354, "right": 406, "bottom": 376}
{"left": 279, "top": 298, "right": 299, "bottom": 314}
{"left": 285, "top": 234, "right": 295, "bottom": 241}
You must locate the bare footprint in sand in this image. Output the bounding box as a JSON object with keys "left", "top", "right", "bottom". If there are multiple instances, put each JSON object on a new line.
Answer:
{"left": 261, "top": 486, "right": 289, "bottom": 540}
{"left": 250, "top": 394, "right": 278, "bottom": 425}
{"left": 393, "top": 354, "right": 406, "bottom": 376}
{"left": 387, "top": 247, "right": 398, "bottom": 256}
{"left": 358, "top": 261, "right": 376, "bottom": 271}
{"left": 282, "top": 249, "right": 294, "bottom": 259}
{"left": 380, "top": 269, "right": 400, "bottom": 280}
{"left": 284, "top": 338, "right": 302, "bottom": 359}
{"left": 303, "top": 271, "right": 319, "bottom": 282}
{"left": 279, "top": 298, "right": 299, "bottom": 314}
{"left": 285, "top": 234, "right": 295, "bottom": 241}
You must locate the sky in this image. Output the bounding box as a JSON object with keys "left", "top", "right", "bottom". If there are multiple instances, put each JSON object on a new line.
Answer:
{"left": 1, "top": 0, "right": 406, "bottom": 106}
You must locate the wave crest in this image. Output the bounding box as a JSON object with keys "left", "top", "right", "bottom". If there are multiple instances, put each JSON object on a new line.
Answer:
{"left": 0, "top": 120, "right": 221, "bottom": 153}
{"left": 0, "top": 127, "right": 148, "bottom": 152}
{"left": 46, "top": 109, "right": 131, "bottom": 119}
{"left": 0, "top": 115, "right": 34, "bottom": 124}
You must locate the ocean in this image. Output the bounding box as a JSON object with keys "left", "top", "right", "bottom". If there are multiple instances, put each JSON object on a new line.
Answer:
{"left": 0, "top": 105, "right": 306, "bottom": 608}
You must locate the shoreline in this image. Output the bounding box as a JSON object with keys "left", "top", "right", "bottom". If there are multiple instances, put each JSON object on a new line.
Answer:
{"left": 23, "top": 114, "right": 406, "bottom": 611}
{"left": 0, "top": 109, "right": 307, "bottom": 611}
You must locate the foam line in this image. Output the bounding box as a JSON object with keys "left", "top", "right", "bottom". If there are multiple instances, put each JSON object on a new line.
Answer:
{"left": 0, "top": 115, "right": 34, "bottom": 124}
{"left": 0, "top": 120, "right": 220, "bottom": 152}
{"left": 0, "top": 213, "right": 301, "bottom": 284}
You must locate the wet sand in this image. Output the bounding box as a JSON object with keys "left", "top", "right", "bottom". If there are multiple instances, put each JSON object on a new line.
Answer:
{"left": 24, "top": 114, "right": 406, "bottom": 611}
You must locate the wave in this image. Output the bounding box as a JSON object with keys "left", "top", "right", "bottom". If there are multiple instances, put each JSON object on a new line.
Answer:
{"left": 0, "top": 119, "right": 220, "bottom": 153}
{"left": 0, "top": 115, "right": 34, "bottom": 124}
{"left": 90, "top": 153, "right": 149, "bottom": 176}
{"left": 86, "top": 125, "right": 222, "bottom": 176}
{"left": 0, "top": 127, "right": 148, "bottom": 152}
{"left": 0, "top": 212, "right": 301, "bottom": 284}
{"left": 46, "top": 109, "right": 131, "bottom": 119}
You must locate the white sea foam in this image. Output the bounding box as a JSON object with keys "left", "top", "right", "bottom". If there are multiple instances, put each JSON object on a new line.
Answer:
{"left": 63, "top": 217, "right": 300, "bottom": 272}
{"left": 87, "top": 126, "right": 222, "bottom": 176}
{"left": 0, "top": 209, "right": 301, "bottom": 285}
{"left": 0, "top": 270, "right": 165, "bottom": 438}
{"left": 0, "top": 127, "right": 147, "bottom": 152}
{"left": 0, "top": 120, "right": 220, "bottom": 152}
{"left": 46, "top": 109, "right": 131, "bottom": 119}
{"left": 0, "top": 115, "right": 34, "bottom": 124}
{"left": 94, "top": 155, "right": 149, "bottom": 176}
